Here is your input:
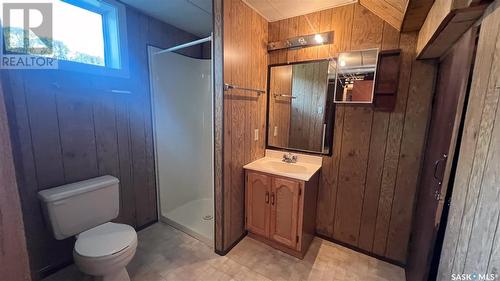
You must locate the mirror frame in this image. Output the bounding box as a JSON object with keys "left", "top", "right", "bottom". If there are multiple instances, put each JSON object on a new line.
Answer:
{"left": 334, "top": 48, "right": 379, "bottom": 104}
{"left": 265, "top": 59, "right": 336, "bottom": 156}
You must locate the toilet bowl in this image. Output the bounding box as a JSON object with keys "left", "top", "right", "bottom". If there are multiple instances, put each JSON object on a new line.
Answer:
{"left": 74, "top": 223, "right": 137, "bottom": 281}
{"left": 38, "top": 176, "right": 138, "bottom": 281}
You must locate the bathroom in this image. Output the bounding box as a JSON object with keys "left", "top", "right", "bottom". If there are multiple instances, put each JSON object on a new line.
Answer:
{"left": 0, "top": 0, "right": 499, "bottom": 281}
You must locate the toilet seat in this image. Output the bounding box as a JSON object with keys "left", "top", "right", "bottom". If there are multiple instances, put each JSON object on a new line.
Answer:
{"left": 75, "top": 222, "right": 137, "bottom": 258}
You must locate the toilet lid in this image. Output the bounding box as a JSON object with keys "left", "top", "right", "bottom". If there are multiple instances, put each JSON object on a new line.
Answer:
{"left": 75, "top": 222, "right": 137, "bottom": 258}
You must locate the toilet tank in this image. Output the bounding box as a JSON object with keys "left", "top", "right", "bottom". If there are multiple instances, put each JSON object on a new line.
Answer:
{"left": 38, "top": 175, "right": 120, "bottom": 240}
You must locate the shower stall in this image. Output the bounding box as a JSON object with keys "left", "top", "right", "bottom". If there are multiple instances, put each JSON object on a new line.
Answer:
{"left": 148, "top": 38, "right": 213, "bottom": 245}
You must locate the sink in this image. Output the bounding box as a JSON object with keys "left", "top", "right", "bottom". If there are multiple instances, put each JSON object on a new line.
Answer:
{"left": 265, "top": 161, "right": 308, "bottom": 174}
{"left": 243, "top": 150, "right": 322, "bottom": 181}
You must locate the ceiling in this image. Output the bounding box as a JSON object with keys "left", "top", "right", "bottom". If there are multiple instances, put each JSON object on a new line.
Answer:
{"left": 120, "top": 0, "right": 212, "bottom": 37}
{"left": 242, "top": 0, "right": 358, "bottom": 22}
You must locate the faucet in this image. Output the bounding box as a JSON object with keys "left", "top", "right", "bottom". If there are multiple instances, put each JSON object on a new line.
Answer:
{"left": 282, "top": 152, "right": 298, "bottom": 163}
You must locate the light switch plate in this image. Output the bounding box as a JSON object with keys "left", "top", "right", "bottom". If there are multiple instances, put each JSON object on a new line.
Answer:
{"left": 274, "top": 126, "right": 278, "bottom": 137}
{"left": 254, "top": 129, "right": 259, "bottom": 141}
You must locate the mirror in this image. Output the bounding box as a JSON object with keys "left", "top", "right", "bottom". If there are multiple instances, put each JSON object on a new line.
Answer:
{"left": 267, "top": 60, "right": 336, "bottom": 154}
{"left": 334, "top": 48, "right": 379, "bottom": 103}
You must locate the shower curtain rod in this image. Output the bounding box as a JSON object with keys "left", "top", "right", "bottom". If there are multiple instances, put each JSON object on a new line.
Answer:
{"left": 154, "top": 35, "right": 212, "bottom": 55}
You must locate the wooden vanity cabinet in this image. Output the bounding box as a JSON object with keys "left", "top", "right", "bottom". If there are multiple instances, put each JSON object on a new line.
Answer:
{"left": 245, "top": 170, "right": 319, "bottom": 259}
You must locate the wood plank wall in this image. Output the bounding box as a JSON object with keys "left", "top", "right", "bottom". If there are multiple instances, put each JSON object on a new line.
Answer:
{"left": 223, "top": 0, "right": 268, "bottom": 249}
{"left": 0, "top": 78, "right": 31, "bottom": 281}
{"left": 1, "top": 6, "right": 205, "bottom": 280}
{"left": 269, "top": 3, "right": 436, "bottom": 264}
{"left": 438, "top": 1, "right": 500, "bottom": 278}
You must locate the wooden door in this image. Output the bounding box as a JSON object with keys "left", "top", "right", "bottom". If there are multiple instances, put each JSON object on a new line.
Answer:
{"left": 246, "top": 172, "right": 271, "bottom": 237}
{"left": 406, "top": 29, "right": 477, "bottom": 281}
{"left": 270, "top": 177, "right": 301, "bottom": 248}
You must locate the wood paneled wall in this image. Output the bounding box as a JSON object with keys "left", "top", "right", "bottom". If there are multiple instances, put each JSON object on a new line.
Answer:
{"left": 269, "top": 3, "right": 436, "bottom": 264}
{"left": 1, "top": 6, "right": 205, "bottom": 280}
{"left": 0, "top": 78, "right": 31, "bottom": 281}
{"left": 438, "top": 1, "right": 500, "bottom": 278}
{"left": 223, "top": 0, "right": 268, "bottom": 249}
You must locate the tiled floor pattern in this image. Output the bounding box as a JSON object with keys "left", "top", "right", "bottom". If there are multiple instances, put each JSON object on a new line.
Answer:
{"left": 43, "top": 223, "right": 405, "bottom": 281}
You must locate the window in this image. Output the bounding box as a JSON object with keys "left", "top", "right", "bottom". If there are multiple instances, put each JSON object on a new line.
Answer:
{"left": 2, "top": 0, "right": 128, "bottom": 75}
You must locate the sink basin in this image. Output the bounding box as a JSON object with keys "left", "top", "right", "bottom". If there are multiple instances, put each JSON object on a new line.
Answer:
{"left": 243, "top": 150, "right": 322, "bottom": 181}
{"left": 265, "top": 161, "right": 308, "bottom": 174}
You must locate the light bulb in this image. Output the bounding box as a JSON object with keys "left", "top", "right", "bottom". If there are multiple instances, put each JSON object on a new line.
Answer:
{"left": 314, "top": 34, "right": 324, "bottom": 44}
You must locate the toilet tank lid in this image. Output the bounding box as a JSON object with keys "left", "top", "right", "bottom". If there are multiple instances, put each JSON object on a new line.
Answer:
{"left": 38, "top": 176, "right": 119, "bottom": 203}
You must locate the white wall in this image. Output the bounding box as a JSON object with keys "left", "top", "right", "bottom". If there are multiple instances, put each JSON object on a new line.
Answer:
{"left": 149, "top": 47, "right": 213, "bottom": 215}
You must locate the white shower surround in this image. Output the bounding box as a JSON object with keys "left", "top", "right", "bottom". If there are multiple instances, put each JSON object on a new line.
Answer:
{"left": 148, "top": 46, "right": 214, "bottom": 246}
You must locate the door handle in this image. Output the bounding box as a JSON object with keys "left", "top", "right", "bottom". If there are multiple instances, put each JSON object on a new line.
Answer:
{"left": 433, "top": 153, "right": 448, "bottom": 182}
{"left": 271, "top": 192, "right": 275, "bottom": 205}
{"left": 265, "top": 191, "right": 269, "bottom": 204}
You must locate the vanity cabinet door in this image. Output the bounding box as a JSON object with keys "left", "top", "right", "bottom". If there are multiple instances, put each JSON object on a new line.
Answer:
{"left": 246, "top": 172, "right": 271, "bottom": 237}
{"left": 270, "top": 177, "right": 301, "bottom": 249}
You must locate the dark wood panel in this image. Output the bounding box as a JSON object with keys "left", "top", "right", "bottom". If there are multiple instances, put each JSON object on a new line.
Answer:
{"left": 24, "top": 78, "right": 65, "bottom": 189}
{"left": 333, "top": 3, "right": 383, "bottom": 246}
{"left": 114, "top": 96, "right": 135, "bottom": 225}
{"left": 2, "top": 5, "right": 205, "bottom": 279}
{"left": 333, "top": 106, "right": 373, "bottom": 245}
{"left": 370, "top": 33, "right": 416, "bottom": 258}
{"left": 0, "top": 76, "right": 31, "bottom": 281}
{"left": 358, "top": 23, "right": 400, "bottom": 252}
{"left": 57, "top": 91, "right": 99, "bottom": 183}
{"left": 93, "top": 95, "right": 120, "bottom": 178}
{"left": 387, "top": 57, "right": 435, "bottom": 262}
{"left": 2, "top": 72, "right": 73, "bottom": 279}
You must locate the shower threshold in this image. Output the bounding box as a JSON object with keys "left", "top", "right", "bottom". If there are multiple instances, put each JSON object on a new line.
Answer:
{"left": 160, "top": 198, "right": 214, "bottom": 247}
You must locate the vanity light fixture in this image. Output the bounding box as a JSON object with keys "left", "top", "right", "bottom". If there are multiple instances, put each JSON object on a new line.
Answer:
{"left": 268, "top": 31, "right": 334, "bottom": 52}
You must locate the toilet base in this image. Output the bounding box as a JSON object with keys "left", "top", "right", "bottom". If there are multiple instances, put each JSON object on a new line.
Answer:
{"left": 93, "top": 268, "right": 130, "bottom": 281}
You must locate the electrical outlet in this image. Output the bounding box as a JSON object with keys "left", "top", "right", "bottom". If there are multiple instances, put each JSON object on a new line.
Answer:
{"left": 254, "top": 129, "right": 259, "bottom": 141}
{"left": 274, "top": 126, "right": 278, "bottom": 137}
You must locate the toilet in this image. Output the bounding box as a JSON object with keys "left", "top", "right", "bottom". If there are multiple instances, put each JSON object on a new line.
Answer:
{"left": 38, "top": 176, "right": 137, "bottom": 281}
